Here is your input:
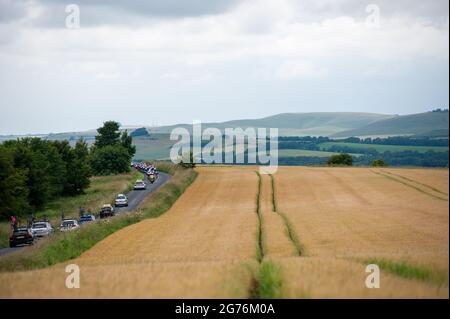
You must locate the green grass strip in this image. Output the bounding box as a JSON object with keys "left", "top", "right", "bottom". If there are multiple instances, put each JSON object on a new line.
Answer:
{"left": 364, "top": 257, "right": 449, "bottom": 286}
{"left": 254, "top": 171, "right": 264, "bottom": 263}
{"left": 254, "top": 260, "right": 284, "bottom": 299}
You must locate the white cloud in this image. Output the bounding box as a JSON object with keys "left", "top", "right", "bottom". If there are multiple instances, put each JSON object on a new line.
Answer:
{"left": 0, "top": 0, "right": 448, "bottom": 134}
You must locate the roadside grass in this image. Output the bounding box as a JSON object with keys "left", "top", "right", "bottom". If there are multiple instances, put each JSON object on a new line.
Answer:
{"left": 363, "top": 258, "right": 449, "bottom": 286}
{"left": 0, "top": 164, "right": 197, "bottom": 272}
{"left": 0, "top": 171, "right": 142, "bottom": 249}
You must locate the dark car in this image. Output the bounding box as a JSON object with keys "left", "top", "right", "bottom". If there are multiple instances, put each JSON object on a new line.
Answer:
{"left": 79, "top": 214, "right": 96, "bottom": 225}
{"left": 9, "top": 227, "right": 34, "bottom": 247}
{"left": 99, "top": 204, "right": 115, "bottom": 219}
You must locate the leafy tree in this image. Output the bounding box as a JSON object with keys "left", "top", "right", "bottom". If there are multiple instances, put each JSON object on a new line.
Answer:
{"left": 371, "top": 159, "right": 388, "bottom": 167}
{"left": 120, "top": 131, "right": 136, "bottom": 158}
{"left": 327, "top": 153, "right": 353, "bottom": 166}
{"left": 90, "top": 145, "right": 131, "bottom": 175}
{"left": 54, "top": 139, "right": 91, "bottom": 195}
{"left": 94, "top": 121, "right": 121, "bottom": 148}
{"left": 0, "top": 146, "right": 30, "bottom": 219}
{"left": 91, "top": 121, "right": 135, "bottom": 175}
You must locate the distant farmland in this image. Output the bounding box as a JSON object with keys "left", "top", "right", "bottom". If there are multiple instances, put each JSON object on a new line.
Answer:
{"left": 319, "top": 142, "right": 449, "bottom": 153}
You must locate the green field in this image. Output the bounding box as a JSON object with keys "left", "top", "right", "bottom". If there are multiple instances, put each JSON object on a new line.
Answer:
{"left": 277, "top": 149, "right": 361, "bottom": 158}
{"left": 319, "top": 142, "right": 449, "bottom": 153}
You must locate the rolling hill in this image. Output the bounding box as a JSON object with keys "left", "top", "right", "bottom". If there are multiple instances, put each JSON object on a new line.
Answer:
{"left": 332, "top": 111, "right": 449, "bottom": 138}
{"left": 149, "top": 112, "right": 393, "bottom": 137}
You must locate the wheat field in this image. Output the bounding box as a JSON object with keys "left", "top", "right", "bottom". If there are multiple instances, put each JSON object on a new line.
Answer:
{"left": 0, "top": 166, "right": 448, "bottom": 298}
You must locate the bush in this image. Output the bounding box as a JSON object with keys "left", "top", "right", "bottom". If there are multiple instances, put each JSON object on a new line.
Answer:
{"left": 327, "top": 153, "right": 353, "bottom": 166}
{"left": 371, "top": 159, "right": 388, "bottom": 167}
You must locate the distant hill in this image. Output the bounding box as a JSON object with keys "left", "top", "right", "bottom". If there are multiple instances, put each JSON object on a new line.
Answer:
{"left": 331, "top": 111, "right": 449, "bottom": 138}
{"left": 150, "top": 112, "right": 393, "bottom": 136}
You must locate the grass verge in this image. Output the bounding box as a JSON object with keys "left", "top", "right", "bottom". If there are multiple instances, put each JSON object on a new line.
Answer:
{"left": 0, "top": 164, "right": 197, "bottom": 272}
{"left": 0, "top": 171, "right": 142, "bottom": 249}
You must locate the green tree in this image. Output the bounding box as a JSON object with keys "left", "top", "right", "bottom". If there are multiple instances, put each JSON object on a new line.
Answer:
{"left": 91, "top": 145, "right": 131, "bottom": 175}
{"left": 120, "top": 131, "right": 136, "bottom": 158}
{"left": 0, "top": 146, "right": 30, "bottom": 219}
{"left": 94, "top": 121, "right": 121, "bottom": 148}
{"left": 371, "top": 159, "right": 388, "bottom": 167}
{"left": 53, "top": 139, "right": 91, "bottom": 195}
{"left": 327, "top": 153, "right": 353, "bottom": 166}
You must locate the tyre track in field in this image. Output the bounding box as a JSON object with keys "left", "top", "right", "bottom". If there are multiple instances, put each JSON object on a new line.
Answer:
{"left": 269, "top": 174, "right": 304, "bottom": 256}
{"left": 372, "top": 170, "right": 448, "bottom": 201}
{"left": 380, "top": 170, "right": 449, "bottom": 197}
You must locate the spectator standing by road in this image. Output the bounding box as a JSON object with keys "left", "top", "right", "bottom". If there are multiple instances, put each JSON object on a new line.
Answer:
{"left": 10, "top": 215, "right": 17, "bottom": 231}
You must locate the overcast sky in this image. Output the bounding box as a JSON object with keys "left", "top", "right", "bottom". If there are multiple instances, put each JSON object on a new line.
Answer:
{"left": 0, "top": 0, "right": 448, "bottom": 134}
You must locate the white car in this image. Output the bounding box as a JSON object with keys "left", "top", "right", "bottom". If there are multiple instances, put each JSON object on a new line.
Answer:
{"left": 133, "top": 180, "right": 146, "bottom": 190}
{"left": 115, "top": 194, "right": 128, "bottom": 207}
{"left": 60, "top": 219, "right": 80, "bottom": 232}
{"left": 31, "top": 222, "right": 53, "bottom": 238}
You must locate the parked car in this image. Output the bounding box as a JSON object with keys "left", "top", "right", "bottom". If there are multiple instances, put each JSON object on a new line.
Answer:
{"left": 99, "top": 204, "right": 115, "bottom": 219}
{"left": 79, "top": 214, "right": 96, "bottom": 225}
{"left": 60, "top": 219, "right": 80, "bottom": 232}
{"left": 9, "top": 227, "right": 34, "bottom": 247}
{"left": 133, "top": 180, "right": 146, "bottom": 190}
{"left": 31, "top": 221, "right": 54, "bottom": 238}
{"left": 115, "top": 194, "right": 128, "bottom": 207}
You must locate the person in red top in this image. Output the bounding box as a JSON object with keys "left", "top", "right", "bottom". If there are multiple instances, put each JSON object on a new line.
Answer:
{"left": 10, "top": 215, "right": 17, "bottom": 231}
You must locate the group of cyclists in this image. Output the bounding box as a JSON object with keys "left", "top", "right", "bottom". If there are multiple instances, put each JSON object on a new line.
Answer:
{"left": 132, "top": 162, "right": 159, "bottom": 177}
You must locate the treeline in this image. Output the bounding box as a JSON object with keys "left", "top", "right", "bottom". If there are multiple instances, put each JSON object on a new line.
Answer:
{"left": 334, "top": 136, "right": 449, "bottom": 147}
{"left": 277, "top": 151, "right": 449, "bottom": 167}
{"left": 0, "top": 121, "right": 136, "bottom": 220}
{"left": 353, "top": 150, "right": 449, "bottom": 167}
{"left": 277, "top": 135, "right": 449, "bottom": 148}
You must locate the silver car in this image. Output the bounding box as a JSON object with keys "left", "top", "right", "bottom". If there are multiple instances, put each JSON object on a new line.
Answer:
{"left": 31, "top": 222, "right": 54, "bottom": 238}
{"left": 60, "top": 219, "right": 80, "bottom": 232}
{"left": 115, "top": 194, "right": 128, "bottom": 207}
{"left": 133, "top": 180, "right": 146, "bottom": 190}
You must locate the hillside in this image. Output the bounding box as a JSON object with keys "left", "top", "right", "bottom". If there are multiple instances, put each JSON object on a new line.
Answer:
{"left": 332, "top": 111, "right": 449, "bottom": 138}
{"left": 150, "top": 112, "right": 393, "bottom": 136}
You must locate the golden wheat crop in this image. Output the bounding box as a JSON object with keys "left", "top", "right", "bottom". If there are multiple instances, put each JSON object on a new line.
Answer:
{"left": 0, "top": 166, "right": 448, "bottom": 298}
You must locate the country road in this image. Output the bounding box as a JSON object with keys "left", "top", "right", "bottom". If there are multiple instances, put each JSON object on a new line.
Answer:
{"left": 0, "top": 172, "right": 171, "bottom": 257}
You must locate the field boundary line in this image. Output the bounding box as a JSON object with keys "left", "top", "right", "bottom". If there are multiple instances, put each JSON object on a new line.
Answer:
{"left": 371, "top": 170, "right": 448, "bottom": 202}
{"left": 269, "top": 174, "right": 304, "bottom": 256}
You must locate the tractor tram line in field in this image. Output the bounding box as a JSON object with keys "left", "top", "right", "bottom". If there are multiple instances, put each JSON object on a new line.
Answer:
{"left": 371, "top": 170, "right": 449, "bottom": 201}
{"left": 269, "top": 174, "right": 303, "bottom": 257}
{"left": 380, "top": 170, "right": 449, "bottom": 197}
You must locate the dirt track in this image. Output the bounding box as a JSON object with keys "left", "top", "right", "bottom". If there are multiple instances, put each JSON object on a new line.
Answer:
{"left": 0, "top": 166, "right": 448, "bottom": 298}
